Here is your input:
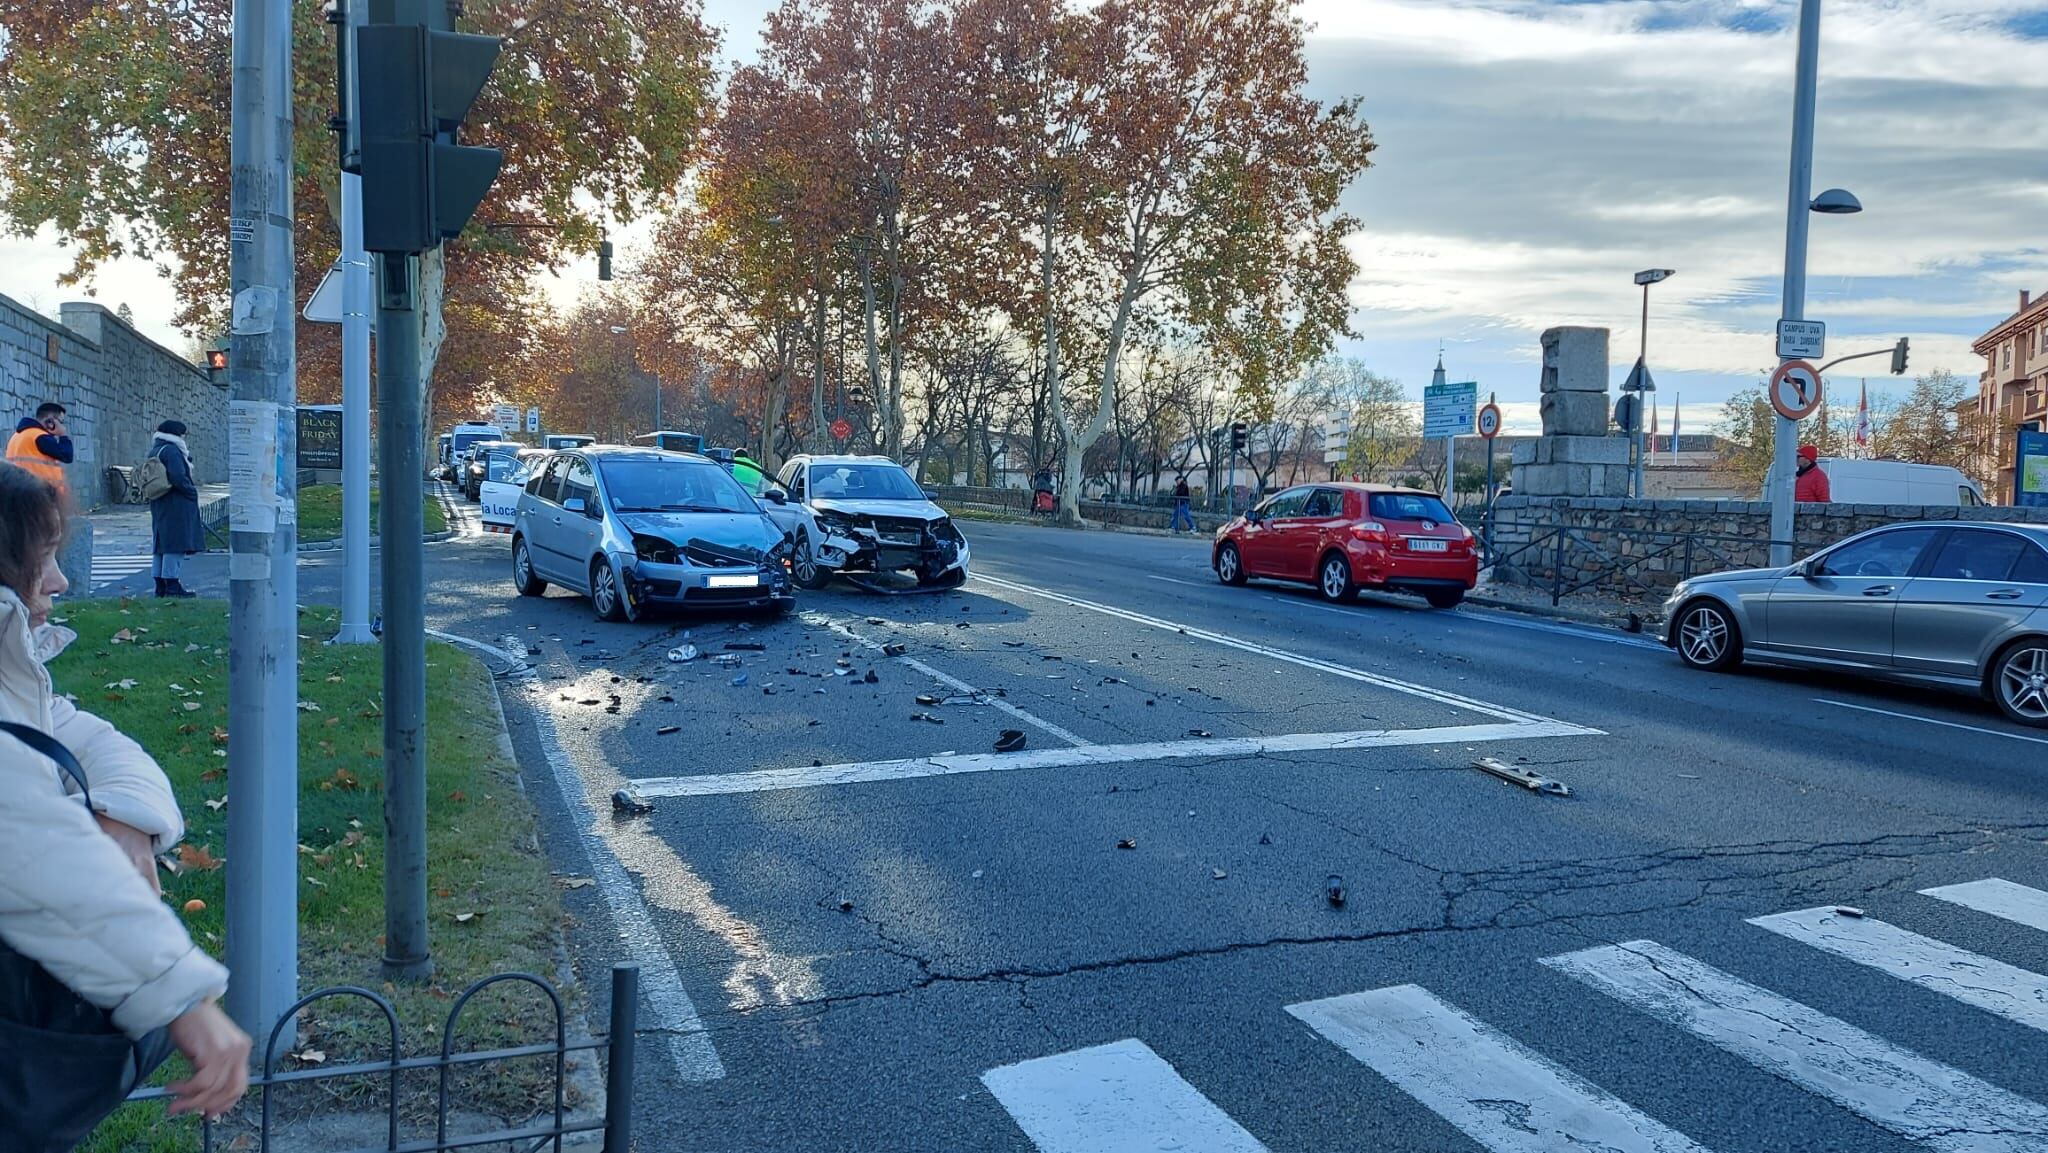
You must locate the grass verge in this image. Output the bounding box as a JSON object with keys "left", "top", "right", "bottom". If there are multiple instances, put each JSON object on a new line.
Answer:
{"left": 55, "top": 598, "right": 562, "bottom": 1152}
{"left": 296, "top": 484, "right": 450, "bottom": 544}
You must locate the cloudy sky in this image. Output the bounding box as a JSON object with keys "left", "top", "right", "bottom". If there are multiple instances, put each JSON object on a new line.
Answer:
{"left": 4, "top": 0, "right": 2044, "bottom": 433}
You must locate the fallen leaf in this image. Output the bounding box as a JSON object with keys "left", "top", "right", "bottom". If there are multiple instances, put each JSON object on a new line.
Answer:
{"left": 557, "top": 877, "right": 595, "bottom": 890}
{"left": 198, "top": 769, "right": 225, "bottom": 783}
{"left": 297, "top": 701, "right": 322, "bottom": 712}
{"left": 111, "top": 629, "right": 134, "bottom": 644}
{"left": 181, "top": 702, "right": 202, "bottom": 712}
{"left": 210, "top": 726, "right": 229, "bottom": 745}
{"left": 177, "top": 844, "right": 223, "bottom": 872}
{"left": 204, "top": 797, "right": 227, "bottom": 812}
{"left": 304, "top": 876, "right": 326, "bottom": 889}
{"left": 324, "top": 673, "right": 344, "bottom": 683}
{"left": 447, "top": 790, "right": 467, "bottom": 803}
{"left": 452, "top": 911, "right": 481, "bottom": 924}
{"left": 104, "top": 679, "right": 138, "bottom": 690}
{"left": 295, "top": 1049, "right": 326, "bottom": 1065}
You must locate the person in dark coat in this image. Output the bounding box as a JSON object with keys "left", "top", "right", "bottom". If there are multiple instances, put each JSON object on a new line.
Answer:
{"left": 147, "top": 421, "right": 202, "bottom": 598}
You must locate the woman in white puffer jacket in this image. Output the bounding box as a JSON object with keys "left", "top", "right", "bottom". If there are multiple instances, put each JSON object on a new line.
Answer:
{"left": 0, "top": 463, "right": 249, "bottom": 1145}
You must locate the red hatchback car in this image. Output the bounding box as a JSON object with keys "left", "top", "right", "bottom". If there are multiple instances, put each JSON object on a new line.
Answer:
{"left": 1213, "top": 483, "right": 1480, "bottom": 607}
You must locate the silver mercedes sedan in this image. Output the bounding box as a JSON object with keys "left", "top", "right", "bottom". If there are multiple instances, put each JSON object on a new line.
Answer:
{"left": 1663, "top": 522, "right": 2048, "bottom": 726}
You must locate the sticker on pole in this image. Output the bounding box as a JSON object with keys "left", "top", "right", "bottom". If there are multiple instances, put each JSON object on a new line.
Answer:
{"left": 1476, "top": 403, "right": 1503, "bottom": 440}
{"left": 1769, "top": 360, "right": 1823, "bottom": 421}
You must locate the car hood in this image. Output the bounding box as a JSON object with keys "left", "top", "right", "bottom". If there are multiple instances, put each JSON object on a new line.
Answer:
{"left": 1680, "top": 564, "right": 1794, "bottom": 588}
{"left": 616, "top": 511, "right": 783, "bottom": 554}
{"left": 810, "top": 498, "right": 947, "bottom": 522}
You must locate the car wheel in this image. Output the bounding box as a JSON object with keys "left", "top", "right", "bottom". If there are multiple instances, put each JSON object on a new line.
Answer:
{"left": 790, "top": 532, "right": 832, "bottom": 590}
{"left": 511, "top": 537, "right": 547, "bottom": 596}
{"left": 1423, "top": 588, "right": 1464, "bottom": 610}
{"left": 1318, "top": 553, "right": 1357, "bottom": 603}
{"left": 1675, "top": 599, "right": 1742, "bottom": 672}
{"left": 590, "top": 558, "right": 628, "bottom": 622}
{"left": 1216, "top": 543, "right": 1247, "bottom": 586}
{"left": 1990, "top": 639, "right": 2048, "bottom": 728}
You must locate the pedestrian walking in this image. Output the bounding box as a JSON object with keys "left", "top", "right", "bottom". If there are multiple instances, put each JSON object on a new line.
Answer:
{"left": 7, "top": 401, "right": 73, "bottom": 504}
{"left": 1170, "top": 475, "right": 1195, "bottom": 533}
{"left": 147, "top": 421, "right": 203, "bottom": 598}
{"left": 0, "top": 464, "right": 250, "bottom": 1149}
{"left": 1795, "top": 444, "right": 1832, "bottom": 503}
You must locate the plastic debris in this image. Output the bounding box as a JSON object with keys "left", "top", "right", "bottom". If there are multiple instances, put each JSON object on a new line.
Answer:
{"left": 725, "top": 642, "right": 766, "bottom": 652}
{"left": 910, "top": 712, "right": 945, "bottom": 725}
{"left": 1212, "top": 869, "right": 1228, "bottom": 881}
{"left": 1116, "top": 838, "right": 1138, "bottom": 850}
{"left": 838, "top": 900, "right": 855, "bottom": 913}
{"left": 1834, "top": 906, "right": 1866, "bottom": 918}
{"left": 730, "top": 673, "right": 749, "bottom": 687}
{"left": 1325, "top": 875, "right": 1346, "bottom": 907}
{"left": 882, "top": 643, "right": 908, "bottom": 657}
{"left": 1188, "top": 729, "right": 1213, "bottom": 739}
{"left": 1258, "top": 833, "right": 1272, "bottom": 846}
{"left": 611, "top": 790, "right": 653, "bottom": 816}
{"left": 1471, "top": 757, "right": 1571, "bottom": 797}
{"left": 863, "top": 670, "right": 879, "bottom": 684}
{"left": 667, "top": 645, "right": 699, "bottom": 663}
{"left": 994, "top": 730, "right": 1027, "bottom": 753}
{"left": 917, "top": 694, "right": 940, "bottom": 706}
{"left": 656, "top": 726, "right": 681, "bottom": 736}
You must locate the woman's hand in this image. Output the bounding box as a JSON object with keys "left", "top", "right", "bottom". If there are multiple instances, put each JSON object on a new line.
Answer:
{"left": 95, "top": 814, "right": 162, "bottom": 896}
{"left": 165, "top": 1001, "right": 252, "bottom": 1119}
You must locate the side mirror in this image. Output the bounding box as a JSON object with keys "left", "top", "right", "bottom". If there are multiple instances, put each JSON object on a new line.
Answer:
{"left": 765, "top": 489, "right": 789, "bottom": 505}
{"left": 563, "top": 497, "right": 587, "bottom": 515}
{"left": 1798, "top": 559, "right": 1820, "bottom": 580}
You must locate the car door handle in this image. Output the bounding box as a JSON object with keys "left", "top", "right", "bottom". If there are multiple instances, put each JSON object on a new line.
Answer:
{"left": 1987, "top": 589, "right": 2025, "bottom": 600}
{"left": 1861, "top": 585, "right": 1894, "bottom": 597}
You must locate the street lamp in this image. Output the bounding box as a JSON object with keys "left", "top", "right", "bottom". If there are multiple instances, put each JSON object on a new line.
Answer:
{"left": 1771, "top": 0, "right": 1862, "bottom": 566}
{"left": 1629, "top": 268, "right": 1675, "bottom": 497}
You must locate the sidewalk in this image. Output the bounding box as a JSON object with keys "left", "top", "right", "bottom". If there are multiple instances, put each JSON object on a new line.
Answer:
{"left": 84, "top": 484, "right": 229, "bottom": 591}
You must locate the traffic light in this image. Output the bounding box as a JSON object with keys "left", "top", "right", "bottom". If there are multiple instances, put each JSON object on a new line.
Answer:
{"left": 1230, "top": 422, "right": 1248, "bottom": 453}
{"left": 355, "top": 21, "right": 503, "bottom": 254}
{"left": 598, "top": 239, "right": 614, "bottom": 282}
{"left": 1891, "top": 337, "right": 1910, "bottom": 376}
{"left": 204, "top": 347, "right": 228, "bottom": 379}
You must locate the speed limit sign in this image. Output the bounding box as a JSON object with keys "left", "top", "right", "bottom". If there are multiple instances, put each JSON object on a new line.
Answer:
{"left": 1769, "top": 360, "right": 1824, "bottom": 421}
{"left": 1476, "top": 403, "right": 1503, "bottom": 439}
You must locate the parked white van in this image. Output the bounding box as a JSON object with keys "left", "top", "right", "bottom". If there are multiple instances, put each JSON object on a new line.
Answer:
{"left": 1816, "top": 459, "right": 1988, "bottom": 506}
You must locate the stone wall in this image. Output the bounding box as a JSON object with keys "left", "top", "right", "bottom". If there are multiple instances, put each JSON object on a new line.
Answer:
{"left": 930, "top": 484, "right": 1233, "bottom": 533}
{"left": 0, "top": 294, "right": 226, "bottom": 509}
{"left": 1486, "top": 495, "right": 2048, "bottom": 597}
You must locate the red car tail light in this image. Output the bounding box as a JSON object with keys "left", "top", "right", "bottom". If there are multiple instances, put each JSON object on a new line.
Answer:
{"left": 1349, "top": 521, "right": 1388, "bottom": 542}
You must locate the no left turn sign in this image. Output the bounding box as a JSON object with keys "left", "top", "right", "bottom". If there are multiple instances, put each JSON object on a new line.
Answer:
{"left": 1769, "top": 360, "right": 1824, "bottom": 421}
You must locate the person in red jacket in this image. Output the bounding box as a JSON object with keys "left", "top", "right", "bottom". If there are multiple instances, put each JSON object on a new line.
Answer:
{"left": 1795, "top": 444, "right": 1831, "bottom": 503}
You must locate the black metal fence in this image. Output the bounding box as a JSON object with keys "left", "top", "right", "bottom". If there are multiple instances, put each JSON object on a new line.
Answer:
{"left": 1484, "top": 522, "right": 1788, "bottom": 607}
{"left": 120, "top": 964, "right": 639, "bottom": 1153}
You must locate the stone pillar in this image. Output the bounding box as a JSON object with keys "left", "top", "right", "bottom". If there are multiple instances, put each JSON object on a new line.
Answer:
{"left": 1514, "top": 326, "right": 1629, "bottom": 497}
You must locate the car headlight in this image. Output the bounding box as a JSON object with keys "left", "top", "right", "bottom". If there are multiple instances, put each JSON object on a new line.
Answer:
{"left": 932, "top": 518, "right": 964, "bottom": 543}
{"left": 816, "top": 511, "right": 858, "bottom": 535}
{"left": 632, "top": 534, "right": 679, "bottom": 565}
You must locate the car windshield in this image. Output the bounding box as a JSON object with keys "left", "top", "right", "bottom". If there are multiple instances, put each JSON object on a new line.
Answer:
{"left": 808, "top": 463, "right": 925, "bottom": 501}
{"left": 600, "top": 459, "right": 757, "bottom": 514}
{"left": 1368, "top": 492, "right": 1455, "bottom": 523}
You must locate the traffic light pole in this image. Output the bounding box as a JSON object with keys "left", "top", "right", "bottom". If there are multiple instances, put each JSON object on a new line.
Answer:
{"left": 376, "top": 250, "right": 433, "bottom": 981}
{"left": 225, "top": 0, "right": 300, "bottom": 1042}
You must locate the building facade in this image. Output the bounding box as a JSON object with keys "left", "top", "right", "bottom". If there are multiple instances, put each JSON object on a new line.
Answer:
{"left": 1972, "top": 288, "right": 2048, "bottom": 503}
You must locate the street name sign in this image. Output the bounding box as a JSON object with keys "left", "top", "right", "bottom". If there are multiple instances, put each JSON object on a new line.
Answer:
{"left": 1777, "top": 319, "right": 1825, "bottom": 360}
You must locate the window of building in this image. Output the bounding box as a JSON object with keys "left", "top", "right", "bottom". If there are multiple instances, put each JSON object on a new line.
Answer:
{"left": 2006, "top": 341, "right": 2013, "bottom": 369}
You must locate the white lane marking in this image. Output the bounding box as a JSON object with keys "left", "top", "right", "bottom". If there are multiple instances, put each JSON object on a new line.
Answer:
{"left": 1923, "top": 879, "right": 2048, "bottom": 934}
{"left": 629, "top": 720, "right": 1594, "bottom": 798}
{"left": 1543, "top": 940, "right": 2048, "bottom": 1152}
{"left": 1145, "top": 573, "right": 1662, "bottom": 650}
{"left": 803, "top": 612, "right": 1089, "bottom": 747}
{"left": 1751, "top": 906, "right": 2048, "bottom": 1034}
{"left": 974, "top": 574, "right": 1582, "bottom": 727}
{"left": 1814, "top": 699, "right": 2048, "bottom": 747}
{"left": 1286, "top": 985, "right": 1713, "bottom": 1153}
{"left": 521, "top": 685, "right": 727, "bottom": 1081}
{"left": 981, "top": 1038, "right": 1269, "bottom": 1153}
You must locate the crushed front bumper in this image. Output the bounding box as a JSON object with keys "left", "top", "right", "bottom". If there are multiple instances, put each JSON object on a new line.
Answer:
{"left": 812, "top": 518, "right": 971, "bottom": 586}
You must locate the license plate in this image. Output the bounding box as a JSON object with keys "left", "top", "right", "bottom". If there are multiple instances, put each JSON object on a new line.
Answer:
{"left": 705, "top": 574, "right": 760, "bottom": 589}
{"left": 1407, "top": 538, "right": 1449, "bottom": 553}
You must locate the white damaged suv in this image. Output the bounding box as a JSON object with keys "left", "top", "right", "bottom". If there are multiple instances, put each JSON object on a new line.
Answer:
{"left": 768, "top": 455, "right": 971, "bottom": 592}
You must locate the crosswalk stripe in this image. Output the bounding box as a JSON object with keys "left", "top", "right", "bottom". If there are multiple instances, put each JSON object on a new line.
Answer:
{"left": 1286, "top": 985, "right": 1714, "bottom": 1153}
{"left": 1751, "top": 906, "right": 2048, "bottom": 1034}
{"left": 1543, "top": 941, "right": 2048, "bottom": 1152}
{"left": 981, "top": 1039, "right": 1269, "bottom": 1153}
{"left": 1923, "top": 879, "right": 2048, "bottom": 934}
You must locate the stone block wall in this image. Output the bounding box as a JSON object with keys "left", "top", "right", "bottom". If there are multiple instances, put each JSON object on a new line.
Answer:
{"left": 0, "top": 294, "right": 225, "bottom": 508}
{"left": 1486, "top": 495, "right": 2048, "bottom": 598}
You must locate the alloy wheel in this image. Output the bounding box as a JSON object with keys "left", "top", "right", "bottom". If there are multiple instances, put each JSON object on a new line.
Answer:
{"left": 1998, "top": 645, "right": 2048, "bottom": 722}
{"left": 1218, "top": 548, "right": 1240, "bottom": 583}
{"left": 514, "top": 543, "right": 532, "bottom": 586}
{"left": 593, "top": 564, "right": 616, "bottom": 616}
{"left": 1679, "top": 606, "right": 1728, "bottom": 667}
{"left": 1321, "top": 557, "right": 1349, "bottom": 601}
{"left": 794, "top": 537, "right": 819, "bottom": 585}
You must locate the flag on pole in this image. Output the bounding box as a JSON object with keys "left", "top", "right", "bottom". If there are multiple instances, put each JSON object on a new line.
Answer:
{"left": 1855, "top": 379, "right": 1872, "bottom": 455}
{"left": 1649, "top": 397, "right": 1660, "bottom": 462}
{"left": 1670, "top": 394, "right": 1680, "bottom": 454}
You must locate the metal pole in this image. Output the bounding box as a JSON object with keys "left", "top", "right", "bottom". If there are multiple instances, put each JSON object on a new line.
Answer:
{"left": 333, "top": 169, "right": 376, "bottom": 644}
{"left": 224, "top": 0, "right": 299, "bottom": 1042}
{"left": 603, "top": 965, "right": 641, "bottom": 1153}
{"left": 1443, "top": 434, "right": 1456, "bottom": 505}
{"left": 1636, "top": 283, "right": 1649, "bottom": 497}
{"left": 653, "top": 373, "right": 662, "bottom": 432}
{"left": 377, "top": 250, "right": 433, "bottom": 981}
{"left": 1772, "top": 0, "right": 1822, "bottom": 567}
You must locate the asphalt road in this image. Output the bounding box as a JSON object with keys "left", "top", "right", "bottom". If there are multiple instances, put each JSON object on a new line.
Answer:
{"left": 138, "top": 507, "right": 2048, "bottom": 1152}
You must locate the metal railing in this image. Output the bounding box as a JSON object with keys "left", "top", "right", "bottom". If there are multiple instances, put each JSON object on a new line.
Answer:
{"left": 1485, "top": 523, "right": 1790, "bottom": 607}
{"left": 120, "top": 964, "right": 639, "bottom": 1153}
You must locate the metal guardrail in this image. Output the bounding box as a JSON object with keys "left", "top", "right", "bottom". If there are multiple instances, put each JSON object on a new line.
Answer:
{"left": 120, "top": 964, "right": 639, "bottom": 1153}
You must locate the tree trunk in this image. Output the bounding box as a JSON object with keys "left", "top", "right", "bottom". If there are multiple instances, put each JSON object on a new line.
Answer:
{"left": 811, "top": 281, "right": 829, "bottom": 451}
{"left": 1059, "top": 263, "right": 1141, "bottom": 525}
{"left": 415, "top": 246, "right": 450, "bottom": 457}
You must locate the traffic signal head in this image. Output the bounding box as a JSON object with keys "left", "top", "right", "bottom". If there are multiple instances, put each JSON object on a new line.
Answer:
{"left": 205, "top": 348, "right": 228, "bottom": 375}
{"left": 598, "top": 240, "right": 614, "bottom": 282}
{"left": 1891, "top": 337, "right": 1909, "bottom": 375}
{"left": 1230, "top": 421, "right": 1248, "bottom": 451}
{"left": 356, "top": 22, "right": 503, "bottom": 253}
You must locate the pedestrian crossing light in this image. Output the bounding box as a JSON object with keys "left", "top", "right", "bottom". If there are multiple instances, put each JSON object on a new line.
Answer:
{"left": 1891, "top": 337, "right": 1910, "bottom": 376}
{"left": 204, "top": 347, "right": 228, "bottom": 380}
{"left": 355, "top": 21, "right": 504, "bottom": 253}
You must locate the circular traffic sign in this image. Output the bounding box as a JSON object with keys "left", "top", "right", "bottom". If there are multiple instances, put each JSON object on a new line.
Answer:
{"left": 1476, "top": 403, "right": 1503, "bottom": 440}
{"left": 1769, "top": 360, "right": 1824, "bottom": 421}
{"left": 830, "top": 417, "right": 854, "bottom": 442}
